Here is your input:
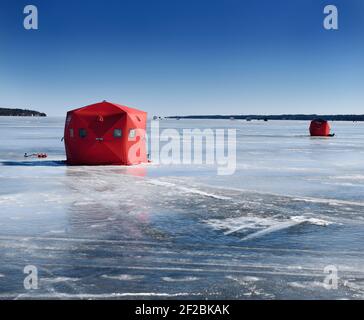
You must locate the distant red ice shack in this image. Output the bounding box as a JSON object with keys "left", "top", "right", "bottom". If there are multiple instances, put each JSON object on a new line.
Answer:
{"left": 64, "top": 101, "right": 147, "bottom": 165}
{"left": 309, "top": 119, "right": 331, "bottom": 137}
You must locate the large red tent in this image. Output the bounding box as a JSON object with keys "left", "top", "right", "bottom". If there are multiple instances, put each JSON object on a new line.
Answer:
{"left": 64, "top": 101, "right": 147, "bottom": 165}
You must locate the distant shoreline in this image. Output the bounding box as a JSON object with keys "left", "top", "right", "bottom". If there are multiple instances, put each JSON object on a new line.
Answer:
{"left": 0, "top": 108, "right": 47, "bottom": 117}
{"left": 167, "top": 114, "right": 364, "bottom": 121}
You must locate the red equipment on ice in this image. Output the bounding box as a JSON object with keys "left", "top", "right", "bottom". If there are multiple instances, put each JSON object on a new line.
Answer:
{"left": 24, "top": 153, "right": 48, "bottom": 158}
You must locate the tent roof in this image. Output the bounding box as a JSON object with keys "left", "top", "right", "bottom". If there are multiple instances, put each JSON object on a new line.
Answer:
{"left": 69, "top": 101, "right": 146, "bottom": 115}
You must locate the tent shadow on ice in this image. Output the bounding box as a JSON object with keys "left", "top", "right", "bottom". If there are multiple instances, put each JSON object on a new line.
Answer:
{"left": 0, "top": 160, "right": 66, "bottom": 167}
{"left": 64, "top": 101, "right": 148, "bottom": 165}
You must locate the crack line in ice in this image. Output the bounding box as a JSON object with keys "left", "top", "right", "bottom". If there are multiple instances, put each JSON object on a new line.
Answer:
{"left": 146, "top": 179, "right": 231, "bottom": 200}
{"left": 240, "top": 221, "right": 304, "bottom": 241}
{"left": 188, "top": 183, "right": 364, "bottom": 207}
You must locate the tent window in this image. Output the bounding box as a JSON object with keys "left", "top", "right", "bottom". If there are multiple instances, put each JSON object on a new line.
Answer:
{"left": 69, "top": 128, "right": 74, "bottom": 138}
{"left": 79, "top": 128, "right": 87, "bottom": 138}
{"left": 113, "top": 129, "right": 122, "bottom": 138}
{"left": 129, "top": 129, "right": 136, "bottom": 139}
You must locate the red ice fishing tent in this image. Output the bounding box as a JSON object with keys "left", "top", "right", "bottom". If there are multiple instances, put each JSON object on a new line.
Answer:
{"left": 64, "top": 101, "right": 147, "bottom": 165}
{"left": 309, "top": 119, "right": 331, "bottom": 137}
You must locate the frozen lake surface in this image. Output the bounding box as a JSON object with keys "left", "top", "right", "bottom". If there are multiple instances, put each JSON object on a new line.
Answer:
{"left": 1, "top": 117, "right": 364, "bottom": 299}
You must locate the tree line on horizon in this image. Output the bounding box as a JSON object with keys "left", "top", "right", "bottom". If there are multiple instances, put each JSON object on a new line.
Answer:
{"left": 0, "top": 108, "right": 46, "bottom": 117}
{"left": 168, "top": 114, "right": 364, "bottom": 121}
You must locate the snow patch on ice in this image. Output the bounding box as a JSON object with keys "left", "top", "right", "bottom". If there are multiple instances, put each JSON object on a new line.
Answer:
{"left": 288, "top": 281, "right": 326, "bottom": 289}
{"left": 343, "top": 280, "right": 364, "bottom": 294}
{"left": 226, "top": 275, "right": 274, "bottom": 298}
{"left": 162, "top": 276, "right": 199, "bottom": 282}
{"left": 45, "top": 230, "right": 66, "bottom": 234}
{"left": 101, "top": 274, "right": 145, "bottom": 281}
{"left": 290, "top": 216, "right": 332, "bottom": 226}
{"left": 292, "top": 196, "right": 364, "bottom": 207}
{"left": 226, "top": 275, "right": 260, "bottom": 283}
{"left": 41, "top": 277, "right": 80, "bottom": 283}
{"left": 205, "top": 215, "right": 332, "bottom": 240}
{"left": 89, "top": 223, "right": 108, "bottom": 229}
{"left": 334, "top": 175, "right": 364, "bottom": 181}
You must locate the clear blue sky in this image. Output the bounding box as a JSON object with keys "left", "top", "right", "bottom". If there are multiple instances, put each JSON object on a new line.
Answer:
{"left": 0, "top": 0, "right": 363, "bottom": 116}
